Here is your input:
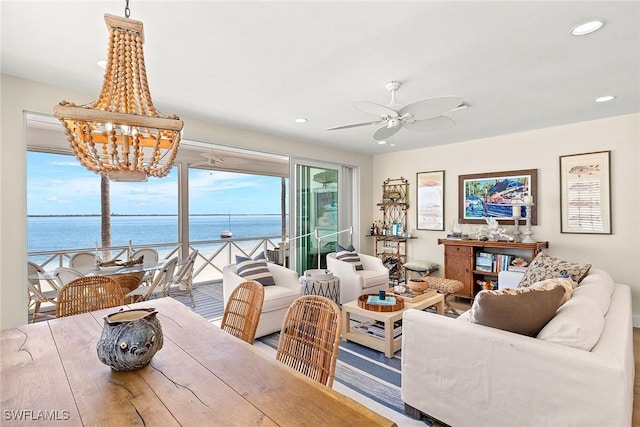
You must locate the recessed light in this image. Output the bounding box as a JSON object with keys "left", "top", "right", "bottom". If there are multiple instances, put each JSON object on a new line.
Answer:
{"left": 378, "top": 140, "right": 387, "bottom": 145}
{"left": 390, "top": 143, "right": 396, "bottom": 147}
{"left": 294, "top": 118, "right": 308, "bottom": 124}
{"left": 571, "top": 20, "right": 605, "bottom": 36}
{"left": 595, "top": 95, "right": 615, "bottom": 103}
{"left": 97, "top": 60, "right": 107, "bottom": 69}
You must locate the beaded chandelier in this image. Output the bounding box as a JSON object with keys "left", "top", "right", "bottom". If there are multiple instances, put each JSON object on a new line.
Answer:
{"left": 53, "top": 7, "right": 183, "bottom": 182}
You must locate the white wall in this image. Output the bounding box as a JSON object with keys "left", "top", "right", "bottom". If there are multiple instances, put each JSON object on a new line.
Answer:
{"left": 0, "top": 75, "right": 375, "bottom": 328}
{"left": 373, "top": 113, "right": 640, "bottom": 318}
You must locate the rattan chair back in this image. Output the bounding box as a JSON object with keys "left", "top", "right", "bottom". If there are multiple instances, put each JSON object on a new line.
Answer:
{"left": 220, "top": 280, "right": 265, "bottom": 344}
{"left": 131, "top": 248, "right": 159, "bottom": 266}
{"left": 56, "top": 276, "right": 124, "bottom": 318}
{"left": 276, "top": 295, "right": 342, "bottom": 387}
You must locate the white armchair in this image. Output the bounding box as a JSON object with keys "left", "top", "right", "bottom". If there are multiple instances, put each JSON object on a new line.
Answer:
{"left": 222, "top": 262, "right": 303, "bottom": 339}
{"left": 326, "top": 252, "right": 389, "bottom": 304}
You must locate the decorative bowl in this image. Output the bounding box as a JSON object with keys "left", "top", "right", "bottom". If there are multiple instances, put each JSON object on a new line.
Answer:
{"left": 405, "top": 279, "right": 429, "bottom": 295}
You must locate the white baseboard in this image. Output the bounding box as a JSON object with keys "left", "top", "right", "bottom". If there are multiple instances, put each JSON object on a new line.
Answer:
{"left": 633, "top": 315, "right": 640, "bottom": 328}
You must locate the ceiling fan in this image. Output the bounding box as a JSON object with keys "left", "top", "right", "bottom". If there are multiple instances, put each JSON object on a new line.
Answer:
{"left": 328, "top": 81, "right": 466, "bottom": 141}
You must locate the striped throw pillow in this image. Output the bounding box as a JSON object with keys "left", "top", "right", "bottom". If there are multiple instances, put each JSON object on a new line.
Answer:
{"left": 235, "top": 256, "right": 276, "bottom": 286}
{"left": 336, "top": 250, "right": 363, "bottom": 271}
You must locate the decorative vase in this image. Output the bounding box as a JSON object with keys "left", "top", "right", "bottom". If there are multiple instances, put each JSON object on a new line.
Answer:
{"left": 96, "top": 308, "right": 163, "bottom": 371}
{"left": 405, "top": 279, "right": 429, "bottom": 295}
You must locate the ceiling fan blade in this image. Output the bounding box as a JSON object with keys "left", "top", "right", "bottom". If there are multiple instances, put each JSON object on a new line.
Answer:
{"left": 353, "top": 100, "right": 399, "bottom": 117}
{"left": 373, "top": 122, "right": 402, "bottom": 141}
{"left": 403, "top": 115, "right": 456, "bottom": 132}
{"left": 327, "top": 120, "right": 384, "bottom": 131}
{"left": 399, "top": 96, "right": 464, "bottom": 120}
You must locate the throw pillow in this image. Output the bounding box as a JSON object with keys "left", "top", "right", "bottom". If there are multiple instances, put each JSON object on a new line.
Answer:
{"left": 530, "top": 277, "right": 578, "bottom": 305}
{"left": 403, "top": 260, "right": 439, "bottom": 274}
{"left": 518, "top": 253, "right": 591, "bottom": 288}
{"left": 235, "top": 255, "right": 276, "bottom": 286}
{"left": 336, "top": 243, "right": 356, "bottom": 253}
{"left": 335, "top": 246, "right": 363, "bottom": 271}
{"left": 469, "top": 285, "right": 565, "bottom": 337}
{"left": 537, "top": 295, "right": 605, "bottom": 351}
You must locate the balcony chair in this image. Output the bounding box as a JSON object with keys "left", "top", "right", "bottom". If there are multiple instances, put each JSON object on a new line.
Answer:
{"left": 70, "top": 252, "right": 99, "bottom": 269}
{"left": 53, "top": 267, "right": 84, "bottom": 288}
{"left": 125, "top": 257, "right": 178, "bottom": 303}
{"left": 131, "top": 248, "right": 160, "bottom": 284}
{"left": 220, "top": 280, "right": 265, "bottom": 344}
{"left": 166, "top": 250, "right": 198, "bottom": 307}
{"left": 326, "top": 252, "right": 389, "bottom": 304}
{"left": 56, "top": 276, "right": 124, "bottom": 318}
{"left": 223, "top": 261, "right": 303, "bottom": 339}
{"left": 276, "top": 295, "right": 342, "bottom": 388}
{"left": 27, "top": 261, "right": 60, "bottom": 323}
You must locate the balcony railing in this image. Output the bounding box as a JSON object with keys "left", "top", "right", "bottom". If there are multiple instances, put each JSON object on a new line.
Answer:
{"left": 28, "top": 235, "right": 284, "bottom": 286}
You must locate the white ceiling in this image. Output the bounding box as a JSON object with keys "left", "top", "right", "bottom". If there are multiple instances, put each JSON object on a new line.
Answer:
{"left": 2, "top": 1, "right": 639, "bottom": 156}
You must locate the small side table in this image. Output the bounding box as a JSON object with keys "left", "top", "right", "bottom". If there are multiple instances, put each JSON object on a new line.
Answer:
{"left": 299, "top": 273, "right": 340, "bottom": 305}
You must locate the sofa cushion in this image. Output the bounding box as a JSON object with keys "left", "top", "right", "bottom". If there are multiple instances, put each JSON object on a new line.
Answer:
{"left": 235, "top": 256, "right": 276, "bottom": 286}
{"left": 537, "top": 295, "right": 605, "bottom": 351}
{"left": 469, "top": 285, "right": 565, "bottom": 337}
{"left": 577, "top": 268, "right": 615, "bottom": 296}
{"left": 572, "top": 271, "right": 613, "bottom": 315}
{"left": 336, "top": 246, "right": 364, "bottom": 270}
{"left": 531, "top": 277, "right": 578, "bottom": 305}
{"left": 357, "top": 269, "right": 390, "bottom": 290}
{"left": 518, "top": 253, "right": 591, "bottom": 288}
{"left": 261, "top": 285, "right": 301, "bottom": 312}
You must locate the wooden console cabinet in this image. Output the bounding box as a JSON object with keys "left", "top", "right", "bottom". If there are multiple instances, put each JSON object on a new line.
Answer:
{"left": 437, "top": 239, "right": 549, "bottom": 300}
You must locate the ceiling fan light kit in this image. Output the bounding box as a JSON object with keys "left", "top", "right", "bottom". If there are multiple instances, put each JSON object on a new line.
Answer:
{"left": 328, "top": 80, "right": 466, "bottom": 141}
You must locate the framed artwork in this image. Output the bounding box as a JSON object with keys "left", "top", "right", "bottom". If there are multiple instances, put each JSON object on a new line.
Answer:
{"left": 417, "top": 170, "right": 445, "bottom": 230}
{"left": 458, "top": 169, "right": 537, "bottom": 224}
{"left": 560, "top": 150, "right": 611, "bottom": 234}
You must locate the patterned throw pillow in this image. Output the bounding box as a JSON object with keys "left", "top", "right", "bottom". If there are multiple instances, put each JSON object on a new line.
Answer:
{"left": 335, "top": 244, "right": 363, "bottom": 270}
{"left": 518, "top": 253, "right": 591, "bottom": 288}
{"left": 469, "top": 286, "right": 565, "bottom": 337}
{"left": 235, "top": 255, "right": 276, "bottom": 286}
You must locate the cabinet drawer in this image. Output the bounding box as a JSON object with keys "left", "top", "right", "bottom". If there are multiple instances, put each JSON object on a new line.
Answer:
{"left": 445, "top": 245, "right": 472, "bottom": 256}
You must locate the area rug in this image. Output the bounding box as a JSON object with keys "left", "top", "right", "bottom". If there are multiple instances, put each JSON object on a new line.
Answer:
{"left": 255, "top": 332, "right": 436, "bottom": 426}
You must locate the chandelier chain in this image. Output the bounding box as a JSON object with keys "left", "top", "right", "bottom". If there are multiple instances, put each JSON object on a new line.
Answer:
{"left": 124, "top": 0, "right": 131, "bottom": 18}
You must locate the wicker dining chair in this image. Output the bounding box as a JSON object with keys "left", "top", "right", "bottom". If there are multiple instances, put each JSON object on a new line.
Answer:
{"left": 220, "top": 280, "right": 265, "bottom": 344}
{"left": 275, "top": 295, "right": 342, "bottom": 388}
{"left": 56, "top": 276, "right": 124, "bottom": 318}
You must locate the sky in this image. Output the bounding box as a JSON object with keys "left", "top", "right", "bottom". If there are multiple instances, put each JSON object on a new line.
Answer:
{"left": 27, "top": 151, "right": 287, "bottom": 216}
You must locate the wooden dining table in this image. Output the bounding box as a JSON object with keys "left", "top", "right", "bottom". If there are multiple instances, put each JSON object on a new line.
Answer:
{"left": 1, "top": 297, "right": 397, "bottom": 426}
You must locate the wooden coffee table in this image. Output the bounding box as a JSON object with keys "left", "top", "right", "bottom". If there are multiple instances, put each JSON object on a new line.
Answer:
{"left": 341, "top": 292, "right": 444, "bottom": 358}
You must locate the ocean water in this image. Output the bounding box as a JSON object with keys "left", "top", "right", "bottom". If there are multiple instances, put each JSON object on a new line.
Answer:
{"left": 28, "top": 215, "right": 287, "bottom": 252}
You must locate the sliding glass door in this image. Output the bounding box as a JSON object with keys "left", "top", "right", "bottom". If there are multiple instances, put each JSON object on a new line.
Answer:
{"left": 291, "top": 161, "right": 357, "bottom": 274}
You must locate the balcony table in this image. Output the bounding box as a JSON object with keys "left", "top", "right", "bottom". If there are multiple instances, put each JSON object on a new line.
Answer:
{"left": 1, "top": 297, "right": 396, "bottom": 426}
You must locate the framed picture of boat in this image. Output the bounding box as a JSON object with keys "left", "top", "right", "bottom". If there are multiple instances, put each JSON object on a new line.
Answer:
{"left": 560, "top": 151, "right": 611, "bottom": 234}
{"left": 458, "top": 169, "right": 537, "bottom": 224}
{"left": 417, "top": 170, "right": 445, "bottom": 230}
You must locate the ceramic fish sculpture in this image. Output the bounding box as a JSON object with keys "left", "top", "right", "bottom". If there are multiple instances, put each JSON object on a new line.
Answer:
{"left": 97, "top": 308, "right": 163, "bottom": 371}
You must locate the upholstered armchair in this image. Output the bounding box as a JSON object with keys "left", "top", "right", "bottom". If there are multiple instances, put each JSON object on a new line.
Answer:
{"left": 326, "top": 252, "right": 389, "bottom": 304}
{"left": 222, "top": 262, "right": 303, "bottom": 339}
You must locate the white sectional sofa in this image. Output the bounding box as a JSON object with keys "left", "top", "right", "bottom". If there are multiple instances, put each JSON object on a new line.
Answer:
{"left": 401, "top": 267, "right": 634, "bottom": 427}
{"left": 222, "top": 262, "right": 303, "bottom": 339}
